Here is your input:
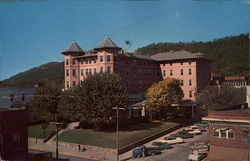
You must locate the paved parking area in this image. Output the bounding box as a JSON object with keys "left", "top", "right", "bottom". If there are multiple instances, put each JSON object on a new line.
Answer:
{"left": 118, "top": 127, "right": 208, "bottom": 161}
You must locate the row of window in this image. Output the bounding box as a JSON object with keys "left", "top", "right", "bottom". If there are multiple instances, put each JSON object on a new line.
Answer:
{"left": 66, "top": 66, "right": 111, "bottom": 77}
{"left": 212, "top": 128, "right": 250, "bottom": 142}
{"left": 162, "top": 61, "right": 192, "bottom": 66}
{"left": 180, "top": 79, "right": 192, "bottom": 86}
{"left": 163, "top": 68, "right": 192, "bottom": 77}
{"left": 224, "top": 81, "right": 248, "bottom": 87}
{"left": 119, "top": 70, "right": 160, "bottom": 77}
{"left": 65, "top": 56, "right": 160, "bottom": 67}
{"left": 66, "top": 81, "right": 76, "bottom": 88}
{"left": 65, "top": 55, "right": 111, "bottom": 66}
{"left": 213, "top": 128, "right": 235, "bottom": 139}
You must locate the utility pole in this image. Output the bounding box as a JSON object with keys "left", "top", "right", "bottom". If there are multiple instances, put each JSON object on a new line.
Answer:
{"left": 55, "top": 115, "right": 59, "bottom": 159}
{"left": 116, "top": 107, "right": 119, "bottom": 161}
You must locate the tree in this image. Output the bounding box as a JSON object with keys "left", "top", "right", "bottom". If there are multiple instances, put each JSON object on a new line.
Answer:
{"left": 145, "top": 78, "right": 184, "bottom": 120}
{"left": 137, "top": 34, "right": 248, "bottom": 76}
{"left": 59, "top": 73, "right": 126, "bottom": 128}
{"left": 58, "top": 87, "right": 84, "bottom": 122}
{"left": 196, "top": 85, "right": 246, "bottom": 109}
{"left": 29, "top": 86, "right": 62, "bottom": 122}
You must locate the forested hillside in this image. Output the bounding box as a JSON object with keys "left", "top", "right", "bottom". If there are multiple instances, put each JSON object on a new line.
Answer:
{"left": 137, "top": 34, "right": 249, "bottom": 76}
{"left": 0, "top": 62, "right": 64, "bottom": 88}
{"left": 0, "top": 34, "right": 248, "bottom": 87}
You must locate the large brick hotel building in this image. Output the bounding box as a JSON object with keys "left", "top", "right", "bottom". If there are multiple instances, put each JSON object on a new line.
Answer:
{"left": 61, "top": 37, "right": 211, "bottom": 103}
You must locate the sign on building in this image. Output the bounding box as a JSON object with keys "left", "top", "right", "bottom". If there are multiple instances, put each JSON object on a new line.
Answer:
{"left": 189, "top": 141, "right": 210, "bottom": 152}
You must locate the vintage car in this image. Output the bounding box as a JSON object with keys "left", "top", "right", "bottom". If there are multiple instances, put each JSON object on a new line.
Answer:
{"left": 132, "top": 145, "right": 147, "bottom": 158}
{"left": 188, "top": 150, "right": 208, "bottom": 161}
{"left": 194, "top": 121, "right": 208, "bottom": 127}
{"left": 132, "top": 145, "right": 160, "bottom": 157}
{"left": 145, "top": 147, "right": 161, "bottom": 156}
{"left": 170, "top": 131, "right": 194, "bottom": 139}
{"left": 182, "top": 129, "right": 202, "bottom": 135}
{"left": 150, "top": 141, "right": 172, "bottom": 150}
{"left": 162, "top": 136, "right": 184, "bottom": 144}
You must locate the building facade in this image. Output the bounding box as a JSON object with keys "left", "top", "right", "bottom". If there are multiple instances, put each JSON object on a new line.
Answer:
{"left": 203, "top": 106, "right": 250, "bottom": 161}
{"left": 0, "top": 108, "right": 28, "bottom": 161}
{"left": 151, "top": 50, "right": 211, "bottom": 101}
{"left": 61, "top": 37, "right": 211, "bottom": 103}
{"left": 212, "top": 76, "right": 249, "bottom": 88}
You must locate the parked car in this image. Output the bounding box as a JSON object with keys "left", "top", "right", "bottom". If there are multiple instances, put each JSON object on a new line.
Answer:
{"left": 188, "top": 125, "right": 207, "bottom": 132}
{"left": 170, "top": 131, "right": 194, "bottom": 139}
{"left": 145, "top": 147, "right": 161, "bottom": 156}
{"left": 132, "top": 145, "right": 147, "bottom": 158}
{"left": 150, "top": 141, "right": 172, "bottom": 150}
{"left": 188, "top": 151, "right": 208, "bottom": 161}
{"left": 194, "top": 121, "right": 208, "bottom": 131}
{"left": 183, "top": 129, "right": 202, "bottom": 135}
{"left": 132, "top": 145, "right": 161, "bottom": 157}
{"left": 194, "top": 121, "right": 208, "bottom": 127}
{"left": 163, "top": 136, "right": 184, "bottom": 144}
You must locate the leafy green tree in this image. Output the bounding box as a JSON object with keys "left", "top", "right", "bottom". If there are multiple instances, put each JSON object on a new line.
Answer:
{"left": 29, "top": 86, "right": 62, "bottom": 122}
{"left": 196, "top": 85, "right": 246, "bottom": 109}
{"left": 58, "top": 87, "right": 84, "bottom": 122}
{"left": 59, "top": 73, "right": 126, "bottom": 128}
{"left": 80, "top": 73, "right": 126, "bottom": 127}
{"left": 145, "top": 78, "right": 184, "bottom": 120}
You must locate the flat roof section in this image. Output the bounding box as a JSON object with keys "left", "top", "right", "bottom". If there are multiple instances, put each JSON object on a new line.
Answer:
{"left": 151, "top": 50, "right": 209, "bottom": 61}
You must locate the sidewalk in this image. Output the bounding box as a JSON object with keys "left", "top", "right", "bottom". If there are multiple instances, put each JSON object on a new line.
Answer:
{"left": 29, "top": 140, "right": 115, "bottom": 161}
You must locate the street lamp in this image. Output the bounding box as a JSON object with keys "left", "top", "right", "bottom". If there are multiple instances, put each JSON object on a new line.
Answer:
{"left": 112, "top": 107, "right": 125, "bottom": 161}
{"left": 50, "top": 115, "right": 63, "bottom": 159}
{"left": 112, "top": 107, "right": 119, "bottom": 161}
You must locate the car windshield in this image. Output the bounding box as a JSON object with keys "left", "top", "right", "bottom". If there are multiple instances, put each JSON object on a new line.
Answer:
{"left": 139, "top": 145, "right": 146, "bottom": 149}
{"left": 166, "top": 137, "right": 174, "bottom": 140}
{"left": 179, "top": 131, "right": 187, "bottom": 134}
{"left": 152, "top": 142, "right": 161, "bottom": 146}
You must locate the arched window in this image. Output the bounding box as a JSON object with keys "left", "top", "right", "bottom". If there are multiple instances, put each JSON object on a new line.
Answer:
{"left": 242, "top": 130, "right": 250, "bottom": 143}
{"left": 212, "top": 128, "right": 235, "bottom": 139}
{"left": 228, "top": 129, "right": 235, "bottom": 139}
{"left": 213, "top": 128, "right": 220, "bottom": 137}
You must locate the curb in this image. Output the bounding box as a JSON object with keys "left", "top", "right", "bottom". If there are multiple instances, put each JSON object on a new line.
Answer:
{"left": 28, "top": 147, "right": 102, "bottom": 161}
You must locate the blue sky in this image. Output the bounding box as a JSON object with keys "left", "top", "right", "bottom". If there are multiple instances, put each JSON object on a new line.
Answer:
{"left": 0, "top": 0, "right": 249, "bottom": 80}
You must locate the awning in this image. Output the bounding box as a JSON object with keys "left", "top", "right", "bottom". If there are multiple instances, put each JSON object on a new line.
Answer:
{"left": 207, "top": 145, "right": 249, "bottom": 161}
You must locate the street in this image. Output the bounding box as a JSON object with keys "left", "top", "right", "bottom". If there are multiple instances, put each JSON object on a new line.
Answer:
{"left": 120, "top": 132, "right": 208, "bottom": 161}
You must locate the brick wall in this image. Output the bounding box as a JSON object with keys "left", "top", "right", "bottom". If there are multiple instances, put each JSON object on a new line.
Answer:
{"left": 208, "top": 124, "right": 249, "bottom": 149}
{"left": 0, "top": 109, "right": 28, "bottom": 161}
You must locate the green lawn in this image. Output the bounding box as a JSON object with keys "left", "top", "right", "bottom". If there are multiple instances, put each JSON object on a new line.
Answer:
{"left": 57, "top": 121, "right": 178, "bottom": 149}
{"left": 28, "top": 124, "right": 57, "bottom": 139}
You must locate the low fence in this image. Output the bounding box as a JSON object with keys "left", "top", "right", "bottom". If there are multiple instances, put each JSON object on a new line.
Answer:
{"left": 118, "top": 121, "right": 193, "bottom": 154}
